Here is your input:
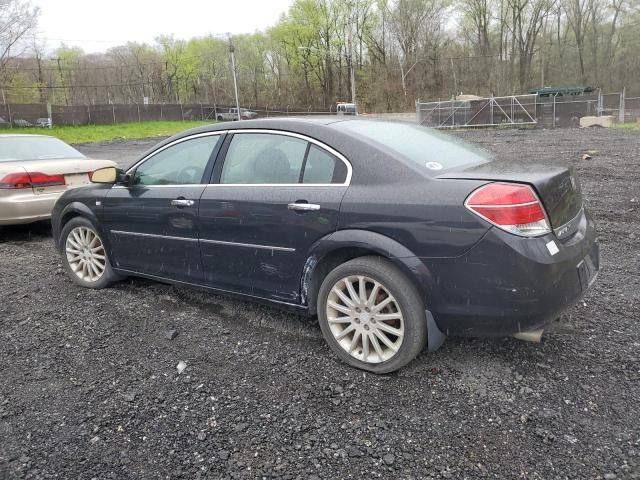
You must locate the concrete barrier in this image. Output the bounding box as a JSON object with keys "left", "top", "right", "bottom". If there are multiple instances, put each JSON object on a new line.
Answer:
{"left": 580, "top": 115, "right": 615, "bottom": 128}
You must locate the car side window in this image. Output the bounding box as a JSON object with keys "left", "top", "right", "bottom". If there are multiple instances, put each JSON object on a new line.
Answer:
{"left": 302, "top": 145, "right": 346, "bottom": 184}
{"left": 220, "top": 133, "right": 307, "bottom": 184}
{"left": 133, "top": 135, "right": 221, "bottom": 186}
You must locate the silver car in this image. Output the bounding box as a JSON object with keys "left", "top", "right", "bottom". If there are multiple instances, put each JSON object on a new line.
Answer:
{"left": 0, "top": 134, "right": 116, "bottom": 225}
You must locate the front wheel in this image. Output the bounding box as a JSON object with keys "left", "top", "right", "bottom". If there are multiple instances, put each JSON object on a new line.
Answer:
{"left": 60, "top": 217, "right": 121, "bottom": 289}
{"left": 317, "top": 256, "right": 428, "bottom": 374}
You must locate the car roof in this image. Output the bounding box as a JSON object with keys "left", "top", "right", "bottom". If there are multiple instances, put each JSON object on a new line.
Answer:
{"left": 172, "top": 116, "right": 393, "bottom": 137}
{"left": 136, "top": 117, "right": 423, "bottom": 186}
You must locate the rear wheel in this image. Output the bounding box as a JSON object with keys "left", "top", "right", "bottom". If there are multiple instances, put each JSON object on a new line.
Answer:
{"left": 60, "top": 217, "right": 121, "bottom": 289}
{"left": 317, "top": 256, "right": 428, "bottom": 373}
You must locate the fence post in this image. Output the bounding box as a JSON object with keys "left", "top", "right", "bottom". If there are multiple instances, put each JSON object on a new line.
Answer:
{"left": 47, "top": 103, "right": 53, "bottom": 128}
{"left": 511, "top": 96, "right": 514, "bottom": 122}
{"left": 416, "top": 99, "right": 420, "bottom": 124}
{"left": 112, "top": 103, "right": 116, "bottom": 124}
{"left": 137, "top": 104, "right": 141, "bottom": 123}
{"left": 619, "top": 87, "right": 625, "bottom": 123}
{"left": 180, "top": 103, "right": 184, "bottom": 121}
{"left": 597, "top": 88, "right": 603, "bottom": 117}
{"left": 87, "top": 104, "right": 91, "bottom": 125}
{"left": 552, "top": 94, "right": 556, "bottom": 129}
{"left": 1, "top": 89, "right": 10, "bottom": 129}
{"left": 160, "top": 103, "right": 163, "bottom": 120}
{"left": 490, "top": 95, "right": 494, "bottom": 125}
{"left": 200, "top": 103, "right": 204, "bottom": 121}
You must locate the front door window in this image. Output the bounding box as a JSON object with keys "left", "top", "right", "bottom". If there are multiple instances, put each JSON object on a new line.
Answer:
{"left": 133, "top": 135, "right": 221, "bottom": 186}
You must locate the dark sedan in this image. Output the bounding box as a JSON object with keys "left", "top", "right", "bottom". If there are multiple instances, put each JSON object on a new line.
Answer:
{"left": 52, "top": 118, "right": 599, "bottom": 373}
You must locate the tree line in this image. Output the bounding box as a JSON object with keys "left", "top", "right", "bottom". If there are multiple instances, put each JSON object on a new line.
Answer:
{"left": 1, "top": 0, "right": 639, "bottom": 112}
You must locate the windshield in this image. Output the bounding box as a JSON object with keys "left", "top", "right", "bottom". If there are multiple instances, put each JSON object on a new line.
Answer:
{"left": 0, "top": 136, "right": 86, "bottom": 162}
{"left": 339, "top": 121, "right": 490, "bottom": 172}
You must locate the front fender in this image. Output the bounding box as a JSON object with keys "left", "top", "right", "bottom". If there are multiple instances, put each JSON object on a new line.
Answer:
{"left": 302, "top": 229, "right": 435, "bottom": 309}
{"left": 53, "top": 201, "right": 102, "bottom": 251}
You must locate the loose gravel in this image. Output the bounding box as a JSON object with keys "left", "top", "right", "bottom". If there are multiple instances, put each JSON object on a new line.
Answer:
{"left": 0, "top": 128, "right": 638, "bottom": 479}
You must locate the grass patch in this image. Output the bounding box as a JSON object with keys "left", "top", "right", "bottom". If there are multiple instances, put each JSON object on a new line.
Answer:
{"left": 614, "top": 122, "right": 640, "bottom": 130}
{"left": 0, "top": 120, "right": 215, "bottom": 144}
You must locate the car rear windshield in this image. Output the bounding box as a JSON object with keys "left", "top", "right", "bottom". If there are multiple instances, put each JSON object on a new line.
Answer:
{"left": 340, "top": 121, "right": 490, "bottom": 172}
{"left": 0, "top": 136, "right": 86, "bottom": 162}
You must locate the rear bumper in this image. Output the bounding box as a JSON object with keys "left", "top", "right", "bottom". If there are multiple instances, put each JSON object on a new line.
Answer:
{"left": 424, "top": 209, "right": 599, "bottom": 337}
{"left": 0, "top": 191, "right": 60, "bottom": 225}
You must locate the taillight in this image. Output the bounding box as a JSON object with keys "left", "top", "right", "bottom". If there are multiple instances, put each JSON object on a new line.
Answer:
{"left": 0, "top": 173, "right": 31, "bottom": 189}
{"left": 29, "top": 172, "right": 65, "bottom": 187}
{"left": 465, "top": 182, "right": 551, "bottom": 237}
{"left": 0, "top": 172, "right": 65, "bottom": 189}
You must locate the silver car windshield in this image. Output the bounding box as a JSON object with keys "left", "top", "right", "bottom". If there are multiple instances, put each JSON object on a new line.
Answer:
{"left": 0, "top": 136, "right": 86, "bottom": 162}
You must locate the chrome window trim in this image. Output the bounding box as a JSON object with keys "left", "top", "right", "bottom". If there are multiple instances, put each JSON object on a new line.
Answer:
{"left": 113, "top": 183, "right": 347, "bottom": 189}
{"left": 110, "top": 229, "right": 295, "bottom": 252}
{"left": 221, "top": 129, "right": 352, "bottom": 186}
{"left": 122, "top": 128, "right": 353, "bottom": 187}
{"left": 125, "top": 131, "right": 228, "bottom": 175}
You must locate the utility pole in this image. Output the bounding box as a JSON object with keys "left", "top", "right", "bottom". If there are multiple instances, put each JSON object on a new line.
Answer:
{"left": 348, "top": 37, "right": 356, "bottom": 104}
{"left": 228, "top": 37, "right": 241, "bottom": 120}
{"left": 350, "top": 63, "right": 356, "bottom": 104}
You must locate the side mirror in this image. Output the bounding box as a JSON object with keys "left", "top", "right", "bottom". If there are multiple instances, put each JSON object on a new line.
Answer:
{"left": 90, "top": 167, "right": 131, "bottom": 185}
{"left": 90, "top": 166, "right": 117, "bottom": 184}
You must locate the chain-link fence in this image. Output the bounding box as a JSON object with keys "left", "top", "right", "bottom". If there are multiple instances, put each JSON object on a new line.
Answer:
{"left": 417, "top": 89, "right": 639, "bottom": 128}
{"left": 0, "top": 103, "right": 335, "bottom": 128}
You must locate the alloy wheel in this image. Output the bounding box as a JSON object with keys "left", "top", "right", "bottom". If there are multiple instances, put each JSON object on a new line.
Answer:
{"left": 65, "top": 226, "right": 107, "bottom": 283}
{"left": 326, "top": 275, "right": 405, "bottom": 364}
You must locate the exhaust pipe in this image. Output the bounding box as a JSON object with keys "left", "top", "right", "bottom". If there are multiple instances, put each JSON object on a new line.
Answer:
{"left": 512, "top": 329, "right": 544, "bottom": 343}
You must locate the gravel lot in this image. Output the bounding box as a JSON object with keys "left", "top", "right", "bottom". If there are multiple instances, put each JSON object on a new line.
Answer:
{"left": 1, "top": 128, "right": 638, "bottom": 479}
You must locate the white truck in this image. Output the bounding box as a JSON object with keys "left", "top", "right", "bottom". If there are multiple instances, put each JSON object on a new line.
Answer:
{"left": 216, "top": 108, "right": 258, "bottom": 121}
{"left": 336, "top": 102, "right": 357, "bottom": 116}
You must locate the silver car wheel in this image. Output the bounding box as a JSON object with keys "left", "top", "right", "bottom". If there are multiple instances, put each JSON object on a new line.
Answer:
{"left": 326, "top": 275, "right": 405, "bottom": 364}
{"left": 65, "top": 226, "right": 106, "bottom": 283}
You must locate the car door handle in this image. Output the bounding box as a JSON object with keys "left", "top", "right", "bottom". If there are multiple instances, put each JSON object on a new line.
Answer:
{"left": 288, "top": 202, "right": 321, "bottom": 212}
{"left": 171, "top": 199, "right": 195, "bottom": 207}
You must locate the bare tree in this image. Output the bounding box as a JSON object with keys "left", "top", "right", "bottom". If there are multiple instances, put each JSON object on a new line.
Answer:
{"left": 505, "top": 0, "right": 555, "bottom": 91}
{"left": 0, "top": 0, "right": 39, "bottom": 70}
{"left": 459, "top": 0, "right": 495, "bottom": 91}
{"left": 388, "top": 0, "right": 447, "bottom": 98}
{"left": 564, "top": 0, "right": 594, "bottom": 83}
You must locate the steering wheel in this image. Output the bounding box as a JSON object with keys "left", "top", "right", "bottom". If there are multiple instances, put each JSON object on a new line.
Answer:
{"left": 176, "top": 166, "right": 202, "bottom": 184}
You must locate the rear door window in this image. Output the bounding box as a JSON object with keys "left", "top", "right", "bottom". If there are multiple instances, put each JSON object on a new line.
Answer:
{"left": 302, "top": 145, "right": 346, "bottom": 184}
{"left": 220, "top": 133, "right": 348, "bottom": 185}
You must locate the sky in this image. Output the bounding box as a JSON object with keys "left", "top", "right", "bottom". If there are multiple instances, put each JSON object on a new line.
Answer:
{"left": 31, "top": 0, "right": 293, "bottom": 53}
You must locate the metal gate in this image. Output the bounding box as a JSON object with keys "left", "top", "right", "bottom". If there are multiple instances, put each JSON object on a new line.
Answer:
{"left": 416, "top": 95, "right": 537, "bottom": 128}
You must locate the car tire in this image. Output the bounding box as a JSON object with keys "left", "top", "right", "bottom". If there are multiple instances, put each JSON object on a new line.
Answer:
{"left": 217, "top": 115, "right": 223, "bottom": 121}
{"left": 317, "top": 256, "right": 428, "bottom": 374}
{"left": 60, "top": 216, "right": 121, "bottom": 289}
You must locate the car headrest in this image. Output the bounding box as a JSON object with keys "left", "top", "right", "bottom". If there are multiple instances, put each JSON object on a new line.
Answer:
{"left": 253, "top": 149, "right": 291, "bottom": 183}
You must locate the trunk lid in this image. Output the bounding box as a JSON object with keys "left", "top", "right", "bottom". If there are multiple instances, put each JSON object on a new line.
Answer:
{"left": 2, "top": 158, "right": 116, "bottom": 194}
{"left": 439, "top": 161, "right": 584, "bottom": 240}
